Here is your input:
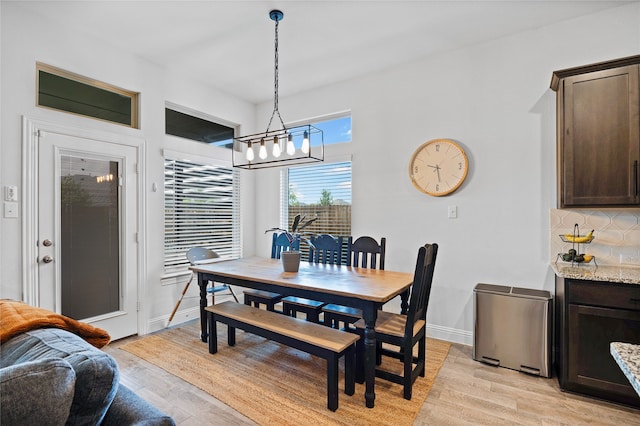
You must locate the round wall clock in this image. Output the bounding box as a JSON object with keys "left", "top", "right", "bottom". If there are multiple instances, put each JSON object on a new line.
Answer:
{"left": 408, "top": 139, "right": 469, "bottom": 196}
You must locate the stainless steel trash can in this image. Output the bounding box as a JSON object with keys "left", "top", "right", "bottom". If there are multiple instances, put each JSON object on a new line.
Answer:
{"left": 473, "top": 283, "right": 552, "bottom": 377}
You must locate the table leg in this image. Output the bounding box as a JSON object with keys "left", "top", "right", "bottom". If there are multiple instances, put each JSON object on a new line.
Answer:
{"left": 362, "top": 305, "right": 377, "bottom": 408}
{"left": 198, "top": 273, "right": 208, "bottom": 342}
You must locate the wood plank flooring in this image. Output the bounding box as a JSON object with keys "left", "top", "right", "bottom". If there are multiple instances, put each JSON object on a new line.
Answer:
{"left": 105, "top": 328, "right": 640, "bottom": 425}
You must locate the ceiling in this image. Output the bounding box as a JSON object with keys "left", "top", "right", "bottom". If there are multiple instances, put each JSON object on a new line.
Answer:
{"left": 12, "top": 1, "right": 634, "bottom": 104}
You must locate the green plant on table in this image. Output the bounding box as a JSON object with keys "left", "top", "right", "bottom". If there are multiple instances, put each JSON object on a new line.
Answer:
{"left": 265, "top": 214, "right": 318, "bottom": 250}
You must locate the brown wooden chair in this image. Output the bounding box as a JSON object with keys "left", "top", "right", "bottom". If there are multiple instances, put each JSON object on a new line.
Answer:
{"left": 281, "top": 234, "right": 343, "bottom": 322}
{"left": 354, "top": 242, "right": 438, "bottom": 400}
{"left": 322, "top": 236, "right": 386, "bottom": 330}
{"left": 243, "top": 233, "right": 297, "bottom": 311}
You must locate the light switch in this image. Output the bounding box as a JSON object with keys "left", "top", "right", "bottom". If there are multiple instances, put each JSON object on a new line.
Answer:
{"left": 448, "top": 205, "right": 457, "bottom": 219}
{"left": 4, "top": 202, "right": 18, "bottom": 218}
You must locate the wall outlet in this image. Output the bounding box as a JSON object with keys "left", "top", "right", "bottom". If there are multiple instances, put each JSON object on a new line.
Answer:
{"left": 619, "top": 254, "right": 640, "bottom": 265}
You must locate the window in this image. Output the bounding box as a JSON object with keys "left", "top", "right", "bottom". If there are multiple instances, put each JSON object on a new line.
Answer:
{"left": 165, "top": 106, "right": 234, "bottom": 149}
{"left": 164, "top": 154, "right": 240, "bottom": 272}
{"left": 311, "top": 115, "right": 351, "bottom": 145}
{"left": 288, "top": 114, "right": 351, "bottom": 147}
{"left": 37, "top": 62, "right": 139, "bottom": 128}
{"left": 282, "top": 161, "right": 352, "bottom": 259}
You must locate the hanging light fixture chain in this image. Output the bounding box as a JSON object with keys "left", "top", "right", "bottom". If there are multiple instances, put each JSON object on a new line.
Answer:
{"left": 266, "top": 11, "right": 286, "bottom": 132}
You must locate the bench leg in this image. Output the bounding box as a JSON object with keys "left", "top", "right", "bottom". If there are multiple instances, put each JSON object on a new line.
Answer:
{"left": 208, "top": 312, "right": 218, "bottom": 354}
{"left": 227, "top": 325, "right": 236, "bottom": 346}
{"left": 327, "top": 354, "right": 339, "bottom": 412}
{"left": 344, "top": 345, "right": 355, "bottom": 396}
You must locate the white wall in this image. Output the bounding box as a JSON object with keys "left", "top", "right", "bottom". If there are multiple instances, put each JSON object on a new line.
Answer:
{"left": 254, "top": 3, "right": 640, "bottom": 344}
{"left": 0, "top": 2, "right": 256, "bottom": 332}
{"left": 1, "top": 2, "right": 638, "bottom": 343}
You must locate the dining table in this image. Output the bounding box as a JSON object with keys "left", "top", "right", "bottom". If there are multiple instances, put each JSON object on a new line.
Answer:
{"left": 190, "top": 256, "right": 414, "bottom": 408}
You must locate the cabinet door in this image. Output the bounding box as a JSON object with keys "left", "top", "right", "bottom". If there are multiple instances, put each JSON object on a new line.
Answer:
{"left": 567, "top": 303, "right": 640, "bottom": 407}
{"left": 562, "top": 65, "right": 640, "bottom": 206}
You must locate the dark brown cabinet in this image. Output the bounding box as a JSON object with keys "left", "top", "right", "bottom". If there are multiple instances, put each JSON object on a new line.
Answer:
{"left": 552, "top": 56, "right": 640, "bottom": 207}
{"left": 555, "top": 276, "right": 640, "bottom": 407}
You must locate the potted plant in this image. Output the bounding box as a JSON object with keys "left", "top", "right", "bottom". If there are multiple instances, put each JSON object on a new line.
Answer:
{"left": 265, "top": 214, "right": 317, "bottom": 272}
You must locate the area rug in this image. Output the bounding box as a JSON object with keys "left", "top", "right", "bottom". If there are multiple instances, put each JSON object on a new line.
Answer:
{"left": 120, "top": 322, "right": 450, "bottom": 426}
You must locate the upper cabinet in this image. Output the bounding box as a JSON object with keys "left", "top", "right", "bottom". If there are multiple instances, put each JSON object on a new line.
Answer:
{"left": 551, "top": 56, "right": 640, "bottom": 208}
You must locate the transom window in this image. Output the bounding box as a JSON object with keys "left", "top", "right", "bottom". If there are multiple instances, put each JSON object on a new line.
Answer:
{"left": 37, "top": 62, "right": 139, "bottom": 128}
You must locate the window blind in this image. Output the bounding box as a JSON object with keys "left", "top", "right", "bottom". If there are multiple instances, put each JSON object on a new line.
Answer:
{"left": 164, "top": 157, "right": 240, "bottom": 272}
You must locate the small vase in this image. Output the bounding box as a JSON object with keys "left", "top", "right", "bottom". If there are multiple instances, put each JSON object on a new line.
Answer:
{"left": 281, "top": 251, "right": 301, "bottom": 272}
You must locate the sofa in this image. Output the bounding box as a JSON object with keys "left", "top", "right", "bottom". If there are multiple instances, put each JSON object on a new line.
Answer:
{"left": 0, "top": 301, "right": 175, "bottom": 425}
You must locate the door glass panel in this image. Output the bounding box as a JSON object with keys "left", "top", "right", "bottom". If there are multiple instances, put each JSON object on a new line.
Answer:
{"left": 60, "top": 155, "right": 120, "bottom": 319}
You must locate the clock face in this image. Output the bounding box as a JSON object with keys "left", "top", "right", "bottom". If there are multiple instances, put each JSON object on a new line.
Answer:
{"left": 408, "top": 139, "right": 469, "bottom": 196}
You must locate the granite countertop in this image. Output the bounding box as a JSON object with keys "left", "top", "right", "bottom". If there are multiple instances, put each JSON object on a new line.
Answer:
{"left": 551, "top": 263, "right": 640, "bottom": 285}
{"left": 610, "top": 342, "right": 640, "bottom": 397}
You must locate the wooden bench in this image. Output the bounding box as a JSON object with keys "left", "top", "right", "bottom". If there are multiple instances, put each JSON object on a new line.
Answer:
{"left": 205, "top": 301, "right": 359, "bottom": 411}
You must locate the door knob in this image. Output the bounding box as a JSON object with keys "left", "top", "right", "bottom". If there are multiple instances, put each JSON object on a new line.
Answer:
{"left": 42, "top": 239, "right": 53, "bottom": 247}
{"left": 42, "top": 255, "right": 53, "bottom": 264}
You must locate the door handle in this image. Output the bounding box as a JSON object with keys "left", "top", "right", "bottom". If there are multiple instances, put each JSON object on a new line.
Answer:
{"left": 42, "top": 239, "right": 53, "bottom": 247}
{"left": 41, "top": 255, "right": 53, "bottom": 264}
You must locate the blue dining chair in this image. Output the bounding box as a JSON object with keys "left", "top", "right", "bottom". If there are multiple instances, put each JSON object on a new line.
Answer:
{"left": 243, "top": 233, "right": 299, "bottom": 312}
{"left": 281, "top": 234, "right": 343, "bottom": 322}
{"left": 322, "top": 236, "right": 386, "bottom": 330}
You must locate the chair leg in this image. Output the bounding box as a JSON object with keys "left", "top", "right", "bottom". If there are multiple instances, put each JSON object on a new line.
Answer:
{"left": 355, "top": 336, "right": 365, "bottom": 384}
{"left": 419, "top": 335, "right": 426, "bottom": 377}
{"left": 227, "top": 285, "right": 239, "bottom": 303}
{"left": 403, "top": 341, "right": 413, "bottom": 400}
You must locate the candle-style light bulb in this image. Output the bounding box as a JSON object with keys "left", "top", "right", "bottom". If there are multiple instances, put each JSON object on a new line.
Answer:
{"left": 272, "top": 135, "right": 281, "bottom": 157}
{"left": 301, "top": 130, "right": 310, "bottom": 154}
{"left": 286, "top": 133, "right": 295, "bottom": 155}
{"left": 246, "top": 142, "right": 254, "bottom": 162}
{"left": 259, "top": 138, "right": 268, "bottom": 160}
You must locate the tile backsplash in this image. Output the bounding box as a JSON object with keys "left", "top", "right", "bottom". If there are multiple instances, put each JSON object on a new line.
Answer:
{"left": 550, "top": 209, "right": 640, "bottom": 266}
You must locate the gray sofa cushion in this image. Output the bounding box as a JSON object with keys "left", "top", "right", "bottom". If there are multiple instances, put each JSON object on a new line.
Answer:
{"left": 0, "top": 328, "right": 119, "bottom": 425}
{"left": 0, "top": 358, "right": 76, "bottom": 426}
{"left": 102, "top": 384, "right": 176, "bottom": 426}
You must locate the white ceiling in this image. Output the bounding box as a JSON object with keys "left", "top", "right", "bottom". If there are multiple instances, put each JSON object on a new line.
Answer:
{"left": 12, "top": 0, "right": 634, "bottom": 104}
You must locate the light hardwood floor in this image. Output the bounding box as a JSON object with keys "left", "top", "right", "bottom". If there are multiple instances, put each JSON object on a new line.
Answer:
{"left": 105, "top": 328, "right": 640, "bottom": 425}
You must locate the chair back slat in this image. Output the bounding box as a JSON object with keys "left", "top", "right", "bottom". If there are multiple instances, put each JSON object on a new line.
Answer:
{"left": 272, "top": 232, "right": 299, "bottom": 259}
{"left": 346, "top": 236, "right": 386, "bottom": 270}
{"left": 404, "top": 243, "right": 438, "bottom": 337}
{"left": 309, "top": 234, "right": 343, "bottom": 265}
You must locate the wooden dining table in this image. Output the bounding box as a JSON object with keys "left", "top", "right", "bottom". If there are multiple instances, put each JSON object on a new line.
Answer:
{"left": 190, "top": 256, "right": 414, "bottom": 408}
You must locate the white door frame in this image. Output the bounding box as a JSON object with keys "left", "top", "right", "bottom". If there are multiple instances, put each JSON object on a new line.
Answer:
{"left": 22, "top": 116, "right": 147, "bottom": 335}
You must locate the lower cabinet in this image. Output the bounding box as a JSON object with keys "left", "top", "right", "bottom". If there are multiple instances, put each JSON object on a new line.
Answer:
{"left": 555, "top": 276, "right": 640, "bottom": 407}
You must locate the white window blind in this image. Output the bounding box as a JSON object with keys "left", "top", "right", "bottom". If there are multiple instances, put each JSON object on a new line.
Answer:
{"left": 164, "top": 156, "right": 240, "bottom": 272}
{"left": 281, "top": 161, "right": 352, "bottom": 260}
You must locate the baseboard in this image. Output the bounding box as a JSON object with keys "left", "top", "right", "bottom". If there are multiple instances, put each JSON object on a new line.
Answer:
{"left": 148, "top": 303, "right": 474, "bottom": 347}
{"left": 146, "top": 306, "right": 199, "bottom": 334}
{"left": 427, "top": 323, "right": 473, "bottom": 346}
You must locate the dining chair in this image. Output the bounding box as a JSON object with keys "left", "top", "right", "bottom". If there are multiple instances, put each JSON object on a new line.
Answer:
{"left": 243, "top": 233, "right": 298, "bottom": 312}
{"left": 281, "top": 234, "right": 343, "bottom": 322}
{"left": 322, "top": 236, "right": 386, "bottom": 330}
{"left": 187, "top": 247, "right": 238, "bottom": 303}
{"left": 354, "top": 242, "right": 438, "bottom": 400}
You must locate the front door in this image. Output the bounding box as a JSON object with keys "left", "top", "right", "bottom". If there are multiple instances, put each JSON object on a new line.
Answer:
{"left": 36, "top": 129, "right": 139, "bottom": 340}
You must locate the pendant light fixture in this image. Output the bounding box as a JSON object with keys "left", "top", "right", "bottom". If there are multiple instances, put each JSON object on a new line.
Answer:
{"left": 232, "top": 9, "right": 323, "bottom": 169}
